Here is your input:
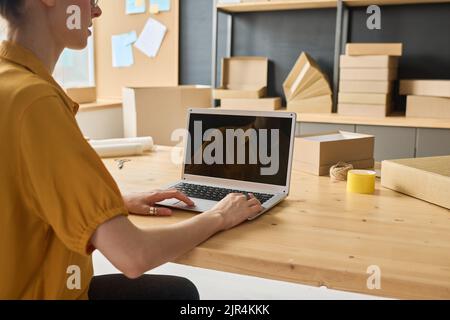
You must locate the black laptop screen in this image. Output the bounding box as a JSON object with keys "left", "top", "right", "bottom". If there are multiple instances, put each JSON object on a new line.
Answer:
{"left": 184, "top": 113, "right": 294, "bottom": 186}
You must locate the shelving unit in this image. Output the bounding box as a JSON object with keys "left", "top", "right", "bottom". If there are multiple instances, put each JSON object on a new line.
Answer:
{"left": 217, "top": 0, "right": 450, "bottom": 13}
{"left": 211, "top": 0, "right": 450, "bottom": 125}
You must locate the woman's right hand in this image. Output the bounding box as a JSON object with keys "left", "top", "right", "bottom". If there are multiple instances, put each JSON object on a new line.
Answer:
{"left": 207, "top": 193, "right": 263, "bottom": 231}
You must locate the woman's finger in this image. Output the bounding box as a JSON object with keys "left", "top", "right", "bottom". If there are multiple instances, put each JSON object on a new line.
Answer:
{"left": 146, "top": 206, "right": 173, "bottom": 217}
{"left": 247, "top": 198, "right": 261, "bottom": 207}
{"left": 148, "top": 190, "right": 195, "bottom": 206}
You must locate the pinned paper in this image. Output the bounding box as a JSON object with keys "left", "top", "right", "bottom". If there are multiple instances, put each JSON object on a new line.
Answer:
{"left": 126, "top": 0, "right": 146, "bottom": 15}
{"left": 112, "top": 31, "right": 137, "bottom": 68}
{"left": 150, "top": 0, "right": 170, "bottom": 12}
{"left": 134, "top": 18, "right": 167, "bottom": 58}
{"left": 149, "top": 4, "right": 159, "bottom": 14}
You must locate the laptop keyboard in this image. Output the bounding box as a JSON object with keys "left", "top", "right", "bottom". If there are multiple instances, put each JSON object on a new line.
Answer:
{"left": 174, "top": 183, "right": 275, "bottom": 204}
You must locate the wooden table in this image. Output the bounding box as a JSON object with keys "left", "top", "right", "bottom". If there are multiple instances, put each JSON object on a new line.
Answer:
{"left": 103, "top": 146, "right": 450, "bottom": 300}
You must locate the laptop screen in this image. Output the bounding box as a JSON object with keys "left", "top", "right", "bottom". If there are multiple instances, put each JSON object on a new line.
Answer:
{"left": 184, "top": 113, "right": 294, "bottom": 186}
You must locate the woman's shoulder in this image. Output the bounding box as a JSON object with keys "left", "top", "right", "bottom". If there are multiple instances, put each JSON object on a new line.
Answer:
{"left": 0, "top": 64, "right": 61, "bottom": 114}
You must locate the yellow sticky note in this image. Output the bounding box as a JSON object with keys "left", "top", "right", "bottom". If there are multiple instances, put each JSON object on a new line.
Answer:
{"left": 149, "top": 4, "right": 159, "bottom": 14}
{"left": 135, "top": 0, "right": 144, "bottom": 6}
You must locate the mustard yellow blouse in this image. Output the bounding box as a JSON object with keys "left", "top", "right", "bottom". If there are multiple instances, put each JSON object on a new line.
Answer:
{"left": 0, "top": 41, "right": 128, "bottom": 300}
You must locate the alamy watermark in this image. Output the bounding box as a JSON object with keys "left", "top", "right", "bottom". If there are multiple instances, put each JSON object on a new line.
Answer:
{"left": 66, "top": 5, "right": 81, "bottom": 30}
{"left": 66, "top": 265, "right": 81, "bottom": 290}
{"left": 367, "top": 265, "right": 381, "bottom": 290}
{"left": 367, "top": 5, "right": 381, "bottom": 30}
{"left": 170, "top": 122, "right": 280, "bottom": 176}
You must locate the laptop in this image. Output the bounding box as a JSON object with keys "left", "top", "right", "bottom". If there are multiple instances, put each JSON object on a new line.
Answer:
{"left": 157, "top": 108, "right": 297, "bottom": 220}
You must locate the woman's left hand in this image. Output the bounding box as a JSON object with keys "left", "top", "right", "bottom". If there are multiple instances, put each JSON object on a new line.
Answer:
{"left": 123, "top": 189, "right": 195, "bottom": 217}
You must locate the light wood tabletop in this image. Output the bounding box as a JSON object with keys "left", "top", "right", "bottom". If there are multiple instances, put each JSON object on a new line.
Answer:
{"left": 103, "top": 146, "right": 450, "bottom": 300}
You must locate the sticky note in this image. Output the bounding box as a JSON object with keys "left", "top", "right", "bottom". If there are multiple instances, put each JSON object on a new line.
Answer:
{"left": 134, "top": 18, "right": 167, "bottom": 58}
{"left": 112, "top": 31, "right": 137, "bottom": 68}
{"left": 149, "top": 4, "right": 159, "bottom": 14}
{"left": 151, "top": 0, "right": 170, "bottom": 12}
{"left": 126, "top": 0, "right": 146, "bottom": 15}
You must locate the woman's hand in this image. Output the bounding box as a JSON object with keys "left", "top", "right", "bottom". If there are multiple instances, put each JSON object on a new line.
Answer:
{"left": 123, "top": 190, "right": 195, "bottom": 217}
{"left": 207, "top": 193, "right": 263, "bottom": 231}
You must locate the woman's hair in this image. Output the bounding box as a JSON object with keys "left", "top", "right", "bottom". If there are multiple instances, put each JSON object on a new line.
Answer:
{"left": 0, "top": 0, "right": 25, "bottom": 23}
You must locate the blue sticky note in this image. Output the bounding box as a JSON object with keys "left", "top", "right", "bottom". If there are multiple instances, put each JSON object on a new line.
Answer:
{"left": 112, "top": 31, "right": 137, "bottom": 68}
{"left": 151, "top": 0, "right": 171, "bottom": 12}
{"left": 126, "top": 0, "right": 146, "bottom": 15}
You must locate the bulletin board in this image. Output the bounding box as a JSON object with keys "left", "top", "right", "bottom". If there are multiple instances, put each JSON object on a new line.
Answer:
{"left": 94, "top": 0, "right": 179, "bottom": 99}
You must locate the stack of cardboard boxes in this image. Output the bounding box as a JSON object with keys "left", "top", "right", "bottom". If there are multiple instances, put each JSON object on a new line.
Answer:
{"left": 284, "top": 52, "right": 333, "bottom": 114}
{"left": 215, "top": 56, "right": 282, "bottom": 111}
{"left": 400, "top": 80, "right": 450, "bottom": 119}
{"left": 338, "top": 43, "right": 403, "bottom": 118}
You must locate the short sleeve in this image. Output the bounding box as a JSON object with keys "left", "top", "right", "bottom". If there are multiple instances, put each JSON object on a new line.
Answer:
{"left": 19, "top": 96, "right": 129, "bottom": 256}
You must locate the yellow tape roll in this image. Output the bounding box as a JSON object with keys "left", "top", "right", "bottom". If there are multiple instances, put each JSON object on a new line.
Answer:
{"left": 346, "top": 170, "right": 376, "bottom": 194}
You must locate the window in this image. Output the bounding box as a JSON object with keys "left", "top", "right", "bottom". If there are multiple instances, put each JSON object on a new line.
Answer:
{"left": 0, "top": 17, "right": 95, "bottom": 89}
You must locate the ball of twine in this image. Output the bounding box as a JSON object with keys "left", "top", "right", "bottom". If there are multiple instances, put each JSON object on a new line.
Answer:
{"left": 330, "top": 162, "right": 354, "bottom": 181}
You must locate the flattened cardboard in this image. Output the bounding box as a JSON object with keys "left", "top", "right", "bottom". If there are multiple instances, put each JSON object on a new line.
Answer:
{"left": 287, "top": 95, "right": 332, "bottom": 114}
{"left": 339, "top": 80, "right": 393, "bottom": 94}
{"left": 340, "top": 68, "right": 398, "bottom": 81}
{"left": 294, "top": 131, "right": 375, "bottom": 176}
{"left": 283, "top": 52, "right": 330, "bottom": 101}
{"left": 400, "top": 80, "right": 450, "bottom": 98}
{"left": 338, "top": 103, "right": 391, "bottom": 118}
{"left": 346, "top": 43, "right": 403, "bottom": 56}
{"left": 338, "top": 93, "right": 392, "bottom": 105}
{"left": 381, "top": 156, "right": 450, "bottom": 209}
{"left": 220, "top": 97, "right": 282, "bottom": 111}
{"left": 340, "top": 55, "right": 399, "bottom": 69}
{"left": 406, "top": 95, "right": 450, "bottom": 119}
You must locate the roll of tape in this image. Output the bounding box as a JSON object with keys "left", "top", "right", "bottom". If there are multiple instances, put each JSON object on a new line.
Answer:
{"left": 346, "top": 170, "right": 376, "bottom": 194}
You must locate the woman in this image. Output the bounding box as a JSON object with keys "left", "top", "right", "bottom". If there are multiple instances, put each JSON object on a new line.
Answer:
{"left": 0, "top": 0, "right": 262, "bottom": 300}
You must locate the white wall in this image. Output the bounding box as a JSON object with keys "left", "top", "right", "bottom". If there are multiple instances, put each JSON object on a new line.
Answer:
{"left": 76, "top": 107, "right": 124, "bottom": 140}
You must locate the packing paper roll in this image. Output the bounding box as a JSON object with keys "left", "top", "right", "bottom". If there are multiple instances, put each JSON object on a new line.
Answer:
{"left": 90, "top": 137, "right": 154, "bottom": 151}
{"left": 92, "top": 143, "right": 144, "bottom": 158}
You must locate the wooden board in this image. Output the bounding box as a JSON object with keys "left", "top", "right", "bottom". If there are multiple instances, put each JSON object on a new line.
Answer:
{"left": 103, "top": 146, "right": 450, "bottom": 299}
{"left": 217, "top": 0, "right": 450, "bottom": 13}
{"left": 94, "top": 1, "right": 179, "bottom": 99}
{"left": 296, "top": 113, "right": 450, "bottom": 129}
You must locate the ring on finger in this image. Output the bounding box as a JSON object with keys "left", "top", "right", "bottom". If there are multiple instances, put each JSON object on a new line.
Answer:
{"left": 148, "top": 207, "right": 158, "bottom": 216}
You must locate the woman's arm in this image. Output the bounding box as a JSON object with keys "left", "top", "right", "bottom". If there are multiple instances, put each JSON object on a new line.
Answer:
{"left": 90, "top": 193, "right": 262, "bottom": 279}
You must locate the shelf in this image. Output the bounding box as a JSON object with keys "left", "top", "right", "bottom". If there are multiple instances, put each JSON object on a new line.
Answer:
{"left": 294, "top": 112, "right": 450, "bottom": 129}
{"left": 78, "top": 99, "right": 122, "bottom": 112}
{"left": 217, "top": 0, "right": 450, "bottom": 13}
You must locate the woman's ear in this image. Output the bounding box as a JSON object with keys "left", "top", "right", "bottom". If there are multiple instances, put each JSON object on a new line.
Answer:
{"left": 39, "top": 0, "right": 57, "bottom": 7}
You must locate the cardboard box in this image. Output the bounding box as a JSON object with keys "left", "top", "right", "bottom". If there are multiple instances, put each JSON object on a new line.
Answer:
{"left": 294, "top": 131, "right": 375, "bottom": 176}
{"left": 122, "top": 86, "right": 212, "bottom": 146}
{"left": 295, "top": 77, "right": 332, "bottom": 100}
{"left": 213, "top": 57, "right": 268, "bottom": 99}
{"left": 340, "top": 68, "right": 398, "bottom": 81}
{"left": 220, "top": 97, "right": 282, "bottom": 111}
{"left": 338, "top": 103, "right": 391, "bottom": 118}
{"left": 340, "top": 55, "right": 399, "bottom": 69}
{"left": 381, "top": 156, "right": 450, "bottom": 209}
{"left": 346, "top": 43, "right": 403, "bottom": 56}
{"left": 287, "top": 95, "right": 332, "bottom": 114}
{"left": 283, "top": 52, "right": 331, "bottom": 101}
{"left": 339, "top": 80, "right": 393, "bottom": 94}
{"left": 400, "top": 80, "right": 450, "bottom": 98}
{"left": 406, "top": 95, "right": 450, "bottom": 118}
{"left": 338, "top": 93, "right": 391, "bottom": 105}
{"left": 66, "top": 87, "right": 97, "bottom": 104}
